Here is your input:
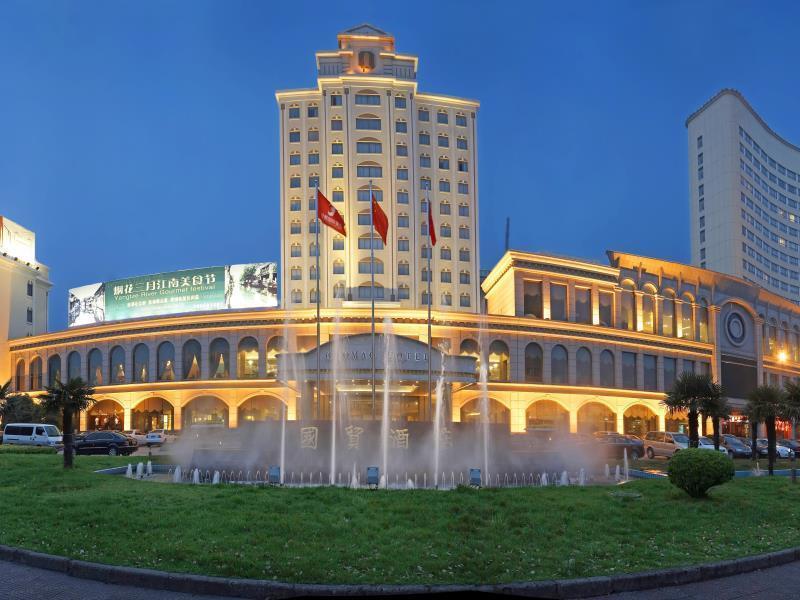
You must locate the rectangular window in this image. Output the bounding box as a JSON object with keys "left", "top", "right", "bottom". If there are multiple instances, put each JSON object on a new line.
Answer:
{"left": 699, "top": 215, "right": 705, "bottom": 228}
{"left": 397, "top": 168, "right": 408, "bottom": 180}
{"left": 663, "top": 357, "right": 677, "bottom": 390}
{"left": 456, "top": 114, "right": 467, "bottom": 127}
{"left": 460, "top": 295, "right": 470, "bottom": 308}
{"left": 437, "top": 135, "right": 449, "bottom": 147}
{"left": 457, "top": 160, "right": 468, "bottom": 172}
{"left": 643, "top": 354, "right": 657, "bottom": 391}
{"left": 398, "top": 214, "right": 409, "bottom": 227}
{"left": 397, "top": 191, "right": 409, "bottom": 204}
{"left": 357, "top": 213, "right": 371, "bottom": 225}
{"left": 699, "top": 198, "right": 704, "bottom": 211}
{"left": 26, "top": 307, "right": 33, "bottom": 323}
{"left": 439, "top": 180, "right": 450, "bottom": 192}
{"left": 331, "top": 119, "right": 343, "bottom": 131}
{"left": 700, "top": 230, "right": 705, "bottom": 243}
{"left": 27, "top": 281, "right": 34, "bottom": 297}
{"left": 459, "top": 248, "right": 470, "bottom": 261}
{"left": 357, "top": 141, "right": 382, "bottom": 153}
{"left": 357, "top": 165, "right": 382, "bottom": 178}
{"left": 290, "top": 222, "right": 301, "bottom": 234}
{"left": 289, "top": 176, "right": 301, "bottom": 188}
{"left": 437, "top": 112, "right": 448, "bottom": 124}
{"left": 332, "top": 190, "right": 344, "bottom": 202}
{"left": 550, "top": 283, "right": 567, "bottom": 321}
{"left": 290, "top": 245, "right": 301, "bottom": 257}
{"left": 396, "top": 144, "right": 408, "bottom": 157}
{"left": 441, "top": 270, "right": 451, "bottom": 283}
{"left": 308, "top": 130, "right": 319, "bottom": 142}
{"left": 308, "top": 175, "right": 319, "bottom": 188}
{"left": 289, "top": 107, "right": 300, "bottom": 119}
{"left": 441, "top": 247, "right": 451, "bottom": 260}
{"left": 290, "top": 199, "right": 301, "bottom": 211}
{"left": 307, "top": 106, "right": 319, "bottom": 118}
{"left": 331, "top": 142, "right": 343, "bottom": 154}
{"left": 398, "top": 286, "right": 410, "bottom": 299}
{"left": 355, "top": 94, "right": 380, "bottom": 105}
{"left": 459, "top": 271, "right": 470, "bottom": 284}
{"left": 332, "top": 166, "right": 343, "bottom": 178}
{"left": 523, "top": 281, "right": 542, "bottom": 318}
{"left": 440, "top": 202, "right": 451, "bottom": 215}
{"left": 439, "top": 157, "right": 450, "bottom": 170}
{"left": 420, "top": 155, "right": 431, "bottom": 168}
{"left": 698, "top": 166, "right": 703, "bottom": 180}
{"left": 357, "top": 189, "right": 383, "bottom": 201}
{"left": 398, "top": 262, "right": 409, "bottom": 275}
{"left": 683, "top": 359, "right": 695, "bottom": 375}
{"left": 575, "top": 287, "right": 591, "bottom": 324}
{"left": 421, "top": 245, "right": 431, "bottom": 259}
{"left": 289, "top": 131, "right": 300, "bottom": 143}
{"left": 398, "top": 238, "right": 409, "bottom": 251}
{"left": 698, "top": 184, "right": 704, "bottom": 196}
{"left": 290, "top": 267, "right": 302, "bottom": 280}
{"left": 395, "top": 121, "right": 407, "bottom": 133}
{"left": 697, "top": 135, "right": 703, "bottom": 149}
{"left": 458, "top": 226, "right": 470, "bottom": 239}
{"left": 356, "top": 118, "right": 381, "bottom": 130}
{"left": 419, "top": 133, "right": 430, "bottom": 145}
{"left": 332, "top": 237, "right": 344, "bottom": 250}
{"left": 308, "top": 152, "right": 319, "bottom": 165}
{"left": 330, "top": 94, "right": 342, "bottom": 106}
{"left": 394, "top": 96, "right": 406, "bottom": 109}
{"left": 358, "top": 237, "right": 383, "bottom": 250}
{"left": 697, "top": 152, "right": 703, "bottom": 166}
{"left": 289, "top": 154, "right": 301, "bottom": 165}
{"left": 457, "top": 138, "right": 468, "bottom": 150}
{"left": 458, "top": 203, "right": 469, "bottom": 216}
{"left": 418, "top": 109, "right": 429, "bottom": 121}
{"left": 622, "top": 352, "right": 637, "bottom": 389}
{"left": 599, "top": 291, "right": 613, "bottom": 326}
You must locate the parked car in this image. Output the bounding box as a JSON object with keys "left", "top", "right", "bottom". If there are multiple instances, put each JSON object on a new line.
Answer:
{"left": 643, "top": 431, "right": 689, "bottom": 459}
{"left": 2, "top": 423, "right": 62, "bottom": 447}
{"left": 73, "top": 431, "right": 137, "bottom": 456}
{"left": 594, "top": 434, "right": 644, "bottom": 460}
{"left": 144, "top": 431, "right": 166, "bottom": 446}
{"left": 149, "top": 429, "right": 177, "bottom": 443}
{"left": 720, "top": 434, "right": 753, "bottom": 459}
{"left": 777, "top": 439, "right": 800, "bottom": 455}
{"left": 122, "top": 429, "right": 148, "bottom": 444}
{"left": 698, "top": 436, "right": 729, "bottom": 454}
{"left": 756, "top": 438, "right": 794, "bottom": 459}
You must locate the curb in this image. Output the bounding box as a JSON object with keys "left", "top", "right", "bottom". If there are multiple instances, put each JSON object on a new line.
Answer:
{"left": 0, "top": 543, "right": 796, "bottom": 598}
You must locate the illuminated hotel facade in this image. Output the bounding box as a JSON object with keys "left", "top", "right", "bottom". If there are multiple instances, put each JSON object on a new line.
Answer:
{"left": 5, "top": 30, "right": 800, "bottom": 440}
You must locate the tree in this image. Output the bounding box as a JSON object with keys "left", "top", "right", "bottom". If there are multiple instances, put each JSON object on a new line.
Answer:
{"left": 39, "top": 378, "right": 96, "bottom": 468}
{"left": 663, "top": 372, "right": 709, "bottom": 448}
{"left": 698, "top": 380, "right": 729, "bottom": 451}
{"left": 781, "top": 380, "right": 800, "bottom": 458}
{"left": 746, "top": 385, "right": 785, "bottom": 475}
{"left": 0, "top": 393, "right": 43, "bottom": 424}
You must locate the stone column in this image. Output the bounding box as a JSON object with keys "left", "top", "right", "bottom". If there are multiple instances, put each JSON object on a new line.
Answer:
{"left": 124, "top": 407, "right": 132, "bottom": 430}
{"left": 634, "top": 291, "right": 644, "bottom": 332}
{"left": 510, "top": 404, "right": 525, "bottom": 434}
{"left": 79, "top": 410, "right": 88, "bottom": 431}
{"left": 616, "top": 411, "right": 625, "bottom": 435}
{"left": 591, "top": 284, "right": 600, "bottom": 326}
{"left": 148, "top": 342, "right": 157, "bottom": 383}
{"left": 658, "top": 412, "right": 666, "bottom": 431}
{"left": 543, "top": 343, "right": 552, "bottom": 384}
{"left": 542, "top": 280, "right": 551, "bottom": 320}
{"left": 173, "top": 404, "right": 182, "bottom": 431}
{"left": 201, "top": 335, "right": 210, "bottom": 380}
{"left": 709, "top": 305, "right": 721, "bottom": 382}
{"left": 656, "top": 355, "right": 665, "bottom": 392}
{"left": 567, "top": 281, "right": 576, "bottom": 323}
{"left": 569, "top": 409, "right": 578, "bottom": 434}
{"left": 636, "top": 352, "right": 644, "bottom": 390}
{"left": 174, "top": 339, "right": 183, "bottom": 381}
{"left": 754, "top": 316, "right": 765, "bottom": 385}
{"left": 228, "top": 403, "right": 238, "bottom": 429}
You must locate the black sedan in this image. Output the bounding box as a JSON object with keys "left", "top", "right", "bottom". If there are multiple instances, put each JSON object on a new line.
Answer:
{"left": 720, "top": 434, "right": 752, "bottom": 458}
{"left": 594, "top": 434, "right": 644, "bottom": 460}
{"left": 73, "top": 431, "right": 137, "bottom": 456}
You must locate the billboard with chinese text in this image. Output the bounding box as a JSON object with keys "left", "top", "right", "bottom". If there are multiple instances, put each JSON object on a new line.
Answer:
{"left": 68, "top": 263, "right": 277, "bottom": 327}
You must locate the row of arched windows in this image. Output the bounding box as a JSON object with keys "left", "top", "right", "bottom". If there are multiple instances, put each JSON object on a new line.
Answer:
{"left": 14, "top": 337, "right": 288, "bottom": 392}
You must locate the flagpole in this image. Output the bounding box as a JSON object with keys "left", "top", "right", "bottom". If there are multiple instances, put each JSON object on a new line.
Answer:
{"left": 315, "top": 186, "right": 321, "bottom": 422}
{"left": 370, "top": 179, "right": 376, "bottom": 421}
{"left": 427, "top": 187, "right": 433, "bottom": 422}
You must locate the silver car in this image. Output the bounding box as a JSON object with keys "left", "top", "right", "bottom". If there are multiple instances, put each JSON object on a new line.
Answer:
{"left": 644, "top": 431, "right": 689, "bottom": 459}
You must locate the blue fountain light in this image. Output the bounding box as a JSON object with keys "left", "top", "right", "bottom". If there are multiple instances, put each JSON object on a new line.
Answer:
{"left": 268, "top": 465, "right": 281, "bottom": 485}
{"left": 367, "top": 466, "right": 380, "bottom": 489}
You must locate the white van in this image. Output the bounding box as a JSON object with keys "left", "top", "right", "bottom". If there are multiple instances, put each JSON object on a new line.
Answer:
{"left": 2, "top": 423, "right": 63, "bottom": 447}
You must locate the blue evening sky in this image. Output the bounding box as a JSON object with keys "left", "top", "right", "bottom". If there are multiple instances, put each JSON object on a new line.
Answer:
{"left": 2, "top": 0, "right": 800, "bottom": 331}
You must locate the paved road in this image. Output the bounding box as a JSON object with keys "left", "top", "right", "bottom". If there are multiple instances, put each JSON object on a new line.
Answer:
{"left": 590, "top": 561, "right": 800, "bottom": 599}
{"left": 1, "top": 557, "right": 800, "bottom": 599}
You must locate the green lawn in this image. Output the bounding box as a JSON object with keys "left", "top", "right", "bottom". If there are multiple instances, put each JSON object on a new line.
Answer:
{"left": 1, "top": 454, "right": 799, "bottom": 585}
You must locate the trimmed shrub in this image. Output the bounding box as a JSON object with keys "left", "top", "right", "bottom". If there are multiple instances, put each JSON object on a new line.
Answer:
{"left": 668, "top": 448, "right": 734, "bottom": 498}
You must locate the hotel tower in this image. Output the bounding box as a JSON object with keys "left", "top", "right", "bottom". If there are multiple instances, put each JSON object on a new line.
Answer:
{"left": 687, "top": 89, "right": 800, "bottom": 304}
{"left": 276, "top": 24, "right": 480, "bottom": 312}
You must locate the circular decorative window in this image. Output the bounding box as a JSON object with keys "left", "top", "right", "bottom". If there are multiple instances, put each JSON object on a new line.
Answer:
{"left": 725, "top": 312, "right": 746, "bottom": 346}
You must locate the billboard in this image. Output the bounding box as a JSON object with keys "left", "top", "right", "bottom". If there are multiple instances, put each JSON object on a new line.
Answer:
{"left": 68, "top": 263, "right": 278, "bottom": 327}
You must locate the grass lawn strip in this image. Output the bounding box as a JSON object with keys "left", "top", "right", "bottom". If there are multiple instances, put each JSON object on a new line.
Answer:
{"left": 0, "top": 454, "right": 798, "bottom": 585}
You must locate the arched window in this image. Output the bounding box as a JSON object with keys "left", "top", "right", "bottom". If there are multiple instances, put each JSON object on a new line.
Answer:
{"left": 576, "top": 347, "right": 592, "bottom": 386}
{"left": 333, "top": 259, "right": 345, "bottom": 275}
{"left": 577, "top": 402, "right": 616, "bottom": 434}
{"left": 357, "top": 51, "right": 375, "bottom": 72}
{"left": 357, "top": 283, "right": 384, "bottom": 299}
{"left": 14, "top": 359, "right": 25, "bottom": 392}
{"left": 767, "top": 318, "right": 777, "bottom": 355}
{"left": 133, "top": 344, "right": 149, "bottom": 383}
{"left": 696, "top": 299, "right": 709, "bottom": 342}
{"left": 182, "top": 340, "right": 201, "bottom": 380}
{"left": 641, "top": 285, "right": 656, "bottom": 333}
{"left": 333, "top": 281, "right": 346, "bottom": 299}
{"left": 47, "top": 354, "right": 61, "bottom": 387}
{"left": 157, "top": 342, "right": 176, "bottom": 381}
{"left": 237, "top": 337, "right": 260, "bottom": 379}
{"left": 29, "top": 357, "right": 42, "bottom": 391}
{"left": 109, "top": 346, "right": 126, "bottom": 384}
{"left": 661, "top": 290, "right": 676, "bottom": 337}
{"left": 620, "top": 282, "right": 636, "bottom": 331}
{"left": 551, "top": 345, "right": 568, "bottom": 384}
{"left": 358, "top": 257, "right": 384, "bottom": 274}
{"left": 599, "top": 350, "right": 615, "bottom": 387}
{"left": 67, "top": 351, "right": 81, "bottom": 381}
{"left": 266, "top": 336, "right": 286, "bottom": 378}
{"left": 488, "top": 340, "right": 509, "bottom": 381}
{"left": 209, "top": 338, "right": 230, "bottom": 379}
{"left": 88, "top": 348, "right": 103, "bottom": 386}
{"left": 460, "top": 339, "right": 480, "bottom": 374}
{"left": 524, "top": 343, "right": 543, "bottom": 383}
{"left": 680, "top": 293, "right": 694, "bottom": 340}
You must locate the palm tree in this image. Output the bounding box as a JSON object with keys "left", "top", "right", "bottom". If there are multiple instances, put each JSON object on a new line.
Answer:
{"left": 0, "top": 379, "right": 11, "bottom": 404}
{"left": 782, "top": 380, "right": 800, "bottom": 463}
{"left": 39, "top": 378, "right": 96, "bottom": 468}
{"left": 663, "top": 372, "right": 707, "bottom": 447}
{"left": 699, "top": 380, "right": 729, "bottom": 450}
{"left": 746, "top": 385, "right": 784, "bottom": 475}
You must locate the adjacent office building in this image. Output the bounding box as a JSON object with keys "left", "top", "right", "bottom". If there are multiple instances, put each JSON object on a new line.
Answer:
{"left": 687, "top": 89, "right": 800, "bottom": 303}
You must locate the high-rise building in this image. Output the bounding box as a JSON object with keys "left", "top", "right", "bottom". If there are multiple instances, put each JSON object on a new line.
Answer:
{"left": 0, "top": 217, "right": 50, "bottom": 386}
{"left": 687, "top": 89, "right": 800, "bottom": 303}
{"left": 275, "top": 24, "right": 480, "bottom": 312}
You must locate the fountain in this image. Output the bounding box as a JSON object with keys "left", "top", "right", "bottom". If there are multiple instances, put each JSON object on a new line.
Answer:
{"left": 330, "top": 318, "right": 343, "bottom": 486}
{"left": 192, "top": 468, "right": 200, "bottom": 484}
{"left": 578, "top": 468, "right": 586, "bottom": 486}
{"left": 135, "top": 462, "right": 144, "bottom": 479}
{"left": 172, "top": 465, "right": 182, "bottom": 483}
{"left": 212, "top": 470, "right": 220, "bottom": 484}
{"left": 614, "top": 464, "right": 621, "bottom": 482}
{"left": 623, "top": 448, "right": 629, "bottom": 482}
{"left": 380, "top": 318, "right": 396, "bottom": 488}
{"left": 125, "top": 463, "right": 133, "bottom": 479}
{"left": 146, "top": 460, "right": 153, "bottom": 477}
{"left": 477, "top": 316, "right": 491, "bottom": 487}
{"left": 433, "top": 354, "right": 446, "bottom": 488}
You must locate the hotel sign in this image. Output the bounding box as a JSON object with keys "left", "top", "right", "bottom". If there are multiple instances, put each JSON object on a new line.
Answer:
{"left": 68, "top": 263, "right": 278, "bottom": 327}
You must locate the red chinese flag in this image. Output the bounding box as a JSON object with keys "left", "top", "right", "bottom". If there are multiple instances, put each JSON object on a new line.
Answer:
{"left": 428, "top": 203, "right": 437, "bottom": 246}
{"left": 371, "top": 194, "right": 389, "bottom": 245}
{"left": 317, "top": 189, "right": 346, "bottom": 236}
